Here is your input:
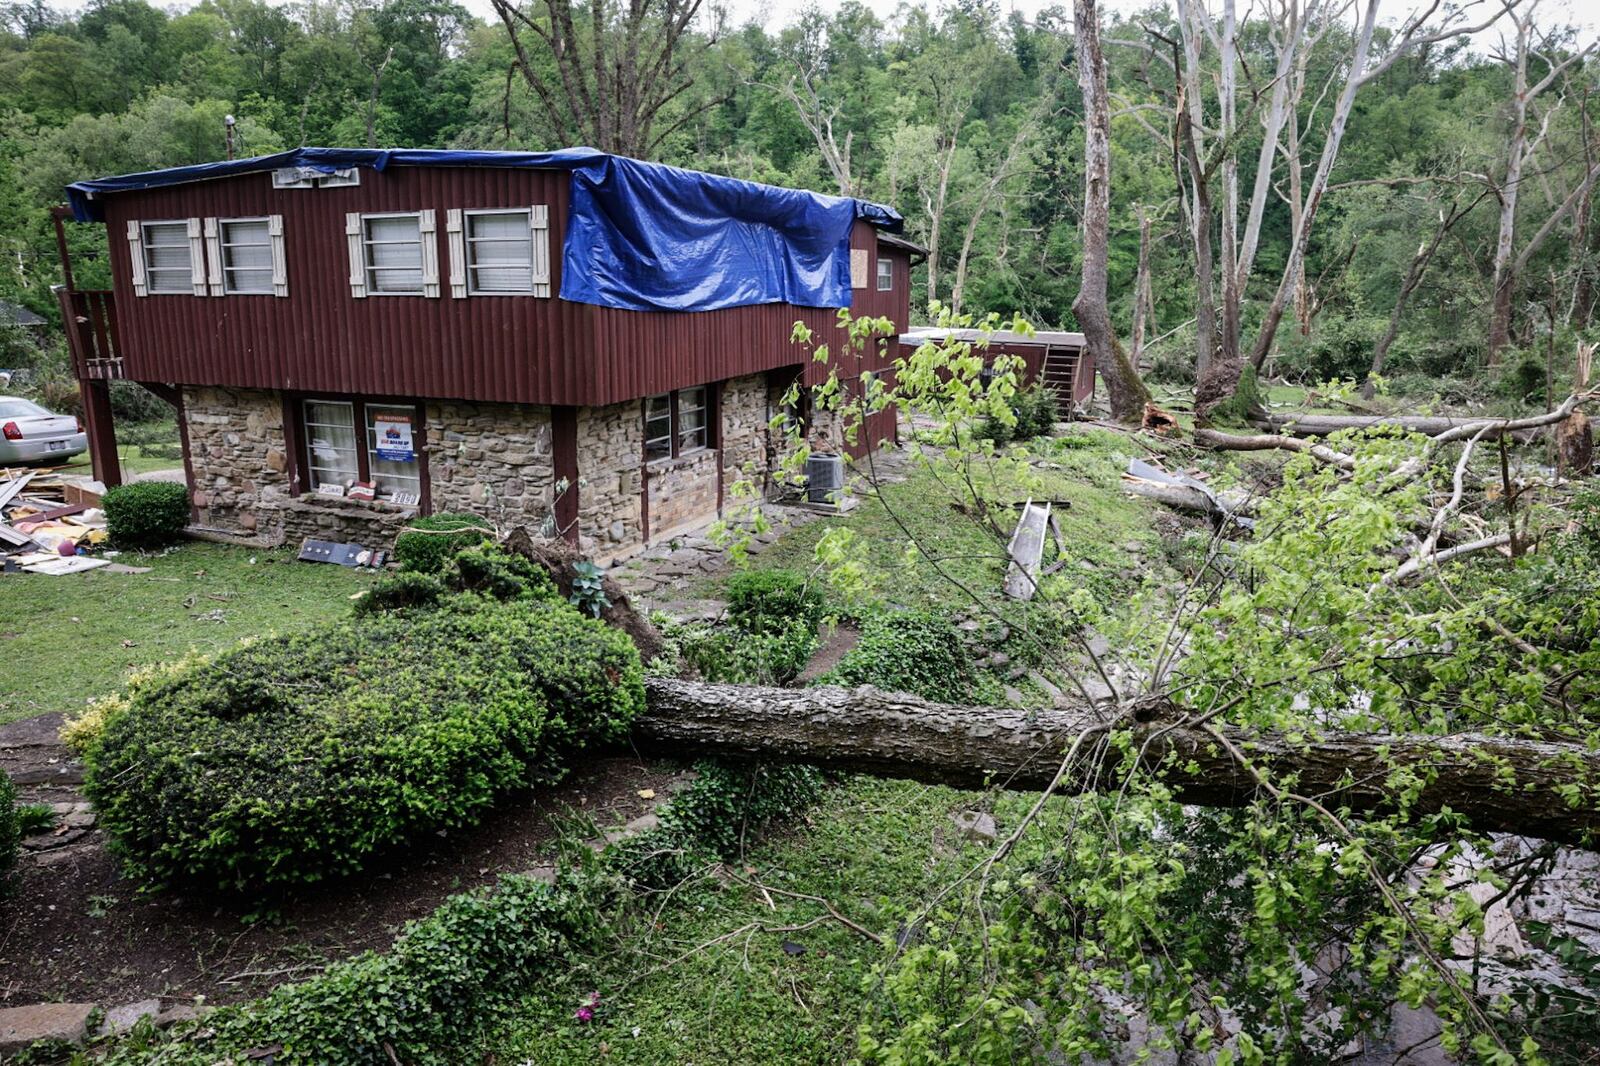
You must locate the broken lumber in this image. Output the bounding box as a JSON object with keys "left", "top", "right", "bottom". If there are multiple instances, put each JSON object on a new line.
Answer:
{"left": 636, "top": 678, "right": 1600, "bottom": 848}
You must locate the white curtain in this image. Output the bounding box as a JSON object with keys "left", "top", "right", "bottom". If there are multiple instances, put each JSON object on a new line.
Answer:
{"left": 365, "top": 216, "right": 424, "bottom": 293}
{"left": 222, "top": 221, "right": 272, "bottom": 293}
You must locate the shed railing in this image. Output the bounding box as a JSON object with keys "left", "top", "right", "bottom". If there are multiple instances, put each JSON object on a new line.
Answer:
{"left": 53, "top": 285, "right": 123, "bottom": 381}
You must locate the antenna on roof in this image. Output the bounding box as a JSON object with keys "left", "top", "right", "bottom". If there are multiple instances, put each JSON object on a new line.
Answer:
{"left": 224, "top": 114, "right": 237, "bottom": 160}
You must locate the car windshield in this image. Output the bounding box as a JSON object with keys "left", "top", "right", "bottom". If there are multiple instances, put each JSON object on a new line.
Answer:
{"left": 0, "top": 398, "right": 49, "bottom": 418}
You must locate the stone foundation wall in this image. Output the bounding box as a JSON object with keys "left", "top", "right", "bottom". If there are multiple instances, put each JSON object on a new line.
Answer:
{"left": 424, "top": 402, "right": 554, "bottom": 536}
{"left": 183, "top": 387, "right": 289, "bottom": 535}
{"left": 720, "top": 374, "right": 769, "bottom": 506}
{"left": 575, "top": 401, "right": 643, "bottom": 554}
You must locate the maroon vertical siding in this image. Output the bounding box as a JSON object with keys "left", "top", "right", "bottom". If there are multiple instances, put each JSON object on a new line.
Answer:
{"left": 98, "top": 169, "right": 911, "bottom": 408}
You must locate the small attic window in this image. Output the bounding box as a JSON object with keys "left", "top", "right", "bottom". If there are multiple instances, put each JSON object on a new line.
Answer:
{"left": 272, "top": 166, "right": 361, "bottom": 190}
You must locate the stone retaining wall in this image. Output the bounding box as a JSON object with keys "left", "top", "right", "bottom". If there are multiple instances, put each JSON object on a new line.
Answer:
{"left": 575, "top": 400, "right": 643, "bottom": 554}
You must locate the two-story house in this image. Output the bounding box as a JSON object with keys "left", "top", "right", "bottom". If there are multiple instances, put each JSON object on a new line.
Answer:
{"left": 58, "top": 147, "right": 921, "bottom": 556}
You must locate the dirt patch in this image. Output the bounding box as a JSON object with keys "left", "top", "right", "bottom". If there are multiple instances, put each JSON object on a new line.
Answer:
{"left": 797, "top": 622, "right": 861, "bottom": 683}
{"left": 1, "top": 712, "right": 687, "bottom": 1010}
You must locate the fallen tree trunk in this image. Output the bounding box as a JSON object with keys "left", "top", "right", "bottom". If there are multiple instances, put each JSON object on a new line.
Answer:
{"left": 1255, "top": 413, "right": 1538, "bottom": 441}
{"left": 637, "top": 678, "right": 1600, "bottom": 848}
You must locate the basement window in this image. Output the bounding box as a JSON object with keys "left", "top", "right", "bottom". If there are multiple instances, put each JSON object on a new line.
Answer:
{"left": 301, "top": 398, "right": 424, "bottom": 505}
{"left": 644, "top": 387, "right": 714, "bottom": 463}
{"left": 141, "top": 221, "right": 193, "bottom": 294}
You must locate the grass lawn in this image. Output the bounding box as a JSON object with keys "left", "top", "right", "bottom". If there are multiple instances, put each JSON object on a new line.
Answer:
{"left": 711, "top": 426, "right": 1169, "bottom": 613}
{"left": 486, "top": 777, "right": 1037, "bottom": 1064}
{"left": 0, "top": 542, "right": 377, "bottom": 724}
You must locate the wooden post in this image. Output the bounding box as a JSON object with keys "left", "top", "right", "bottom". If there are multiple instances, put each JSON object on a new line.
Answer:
{"left": 78, "top": 378, "right": 121, "bottom": 488}
{"left": 50, "top": 206, "right": 76, "bottom": 292}
{"left": 551, "top": 406, "right": 580, "bottom": 546}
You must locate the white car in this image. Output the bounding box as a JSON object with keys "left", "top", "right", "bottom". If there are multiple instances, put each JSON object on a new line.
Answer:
{"left": 0, "top": 397, "right": 88, "bottom": 465}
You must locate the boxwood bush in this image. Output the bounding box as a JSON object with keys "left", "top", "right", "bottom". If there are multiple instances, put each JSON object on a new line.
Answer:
{"left": 102, "top": 481, "right": 190, "bottom": 548}
{"left": 83, "top": 595, "right": 644, "bottom": 893}
{"left": 394, "top": 512, "right": 495, "bottom": 573}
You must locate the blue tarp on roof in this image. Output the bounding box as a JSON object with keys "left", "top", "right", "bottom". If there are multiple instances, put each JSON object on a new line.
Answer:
{"left": 64, "top": 147, "right": 904, "bottom": 314}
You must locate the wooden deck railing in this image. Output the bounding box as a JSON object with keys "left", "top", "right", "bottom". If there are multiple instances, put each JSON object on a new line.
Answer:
{"left": 53, "top": 285, "right": 122, "bottom": 380}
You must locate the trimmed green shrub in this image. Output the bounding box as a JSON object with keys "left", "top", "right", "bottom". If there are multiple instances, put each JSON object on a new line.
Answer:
{"left": 353, "top": 571, "right": 446, "bottom": 615}
{"left": 824, "top": 610, "right": 972, "bottom": 703}
{"left": 726, "top": 568, "right": 824, "bottom": 634}
{"left": 393, "top": 512, "right": 495, "bottom": 574}
{"left": 84, "top": 596, "right": 644, "bottom": 893}
{"left": 0, "top": 772, "right": 18, "bottom": 895}
{"left": 446, "top": 544, "right": 557, "bottom": 602}
{"left": 102, "top": 481, "right": 190, "bottom": 549}
{"left": 100, "top": 869, "right": 613, "bottom": 1066}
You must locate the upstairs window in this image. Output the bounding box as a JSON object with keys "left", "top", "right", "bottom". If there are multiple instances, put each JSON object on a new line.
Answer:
{"left": 141, "top": 221, "right": 193, "bottom": 294}
{"left": 644, "top": 387, "right": 714, "bottom": 463}
{"left": 363, "top": 214, "right": 424, "bottom": 295}
{"left": 220, "top": 219, "right": 273, "bottom": 294}
{"left": 466, "top": 209, "right": 534, "bottom": 294}
{"left": 876, "top": 256, "right": 894, "bottom": 291}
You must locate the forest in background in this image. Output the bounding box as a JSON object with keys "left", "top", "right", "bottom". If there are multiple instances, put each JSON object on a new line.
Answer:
{"left": 1, "top": 0, "right": 1597, "bottom": 403}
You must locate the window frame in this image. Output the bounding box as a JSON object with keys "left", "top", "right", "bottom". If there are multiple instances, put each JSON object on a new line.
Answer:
{"left": 293, "top": 394, "right": 429, "bottom": 509}
{"left": 875, "top": 255, "right": 894, "bottom": 292}
{"left": 140, "top": 220, "right": 193, "bottom": 295}
{"left": 218, "top": 216, "right": 275, "bottom": 295}
{"left": 642, "top": 386, "right": 716, "bottom": 465}
{"left": 360, "top": 211, "right": 426, "bottom": 296}
{"left": 464, "top": 207, "right": 535, "bottom": 296}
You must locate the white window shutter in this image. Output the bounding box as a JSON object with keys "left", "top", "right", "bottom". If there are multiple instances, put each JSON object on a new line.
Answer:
{"left": 345, "top": 212, "right": 367, "bottom": 299}
{"left": 187, "top": 217, "right": 207, "bottom": 296}
{"left": 530, "top": 204, "right": 551, "bottom": 298}
{"left": 446, "top": 209, "right": 467, "bottom": 298}
{"left": 269, "top": 215, "right": 288, "bottom": 297}
{"left": 419, "top": 209, "right": 440, "bottom": 298}
{"left": 203, "top": 218, "right": 224, "bottom": 295}
{"left": 126, "top": 220, "right": 148, "bottom": 297}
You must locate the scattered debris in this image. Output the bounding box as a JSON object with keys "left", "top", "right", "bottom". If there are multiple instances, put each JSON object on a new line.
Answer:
{"left": 1003, "top": 499, "right": 1051, "bottom": 601}
{"left": 950, "top": 810, "right": 997, "bottom": 843}
{"left": 296, "top": 538, "right": 387, "bottom": 568}
{"left": 1141, "top": 401, "right": 1181, "bottom": 434}
{"left": 0, "top": 468, "right": 112, "bottom": 574}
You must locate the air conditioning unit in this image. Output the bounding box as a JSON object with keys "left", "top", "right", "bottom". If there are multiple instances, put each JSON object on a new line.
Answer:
{"left": 807, "top": 452, "right": 844, "bottom": 503}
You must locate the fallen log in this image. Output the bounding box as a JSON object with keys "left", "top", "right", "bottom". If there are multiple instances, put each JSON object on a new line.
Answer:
{"left": 637, "top": 678, "right": 1600, "bottom": 848}
{"left": 1193, "top": 428, "right": 1356, "bottom": 471}
{"left": 1255, "top": 413, "right": 1538, "bottom": 441}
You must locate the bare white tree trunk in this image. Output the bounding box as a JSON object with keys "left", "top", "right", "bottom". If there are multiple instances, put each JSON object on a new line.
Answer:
{"left": 1247, "top": 0, "right": 1519, "bottom": 371}
{"left": 1486, "top": 6, "right": 1596, "bottom": 363}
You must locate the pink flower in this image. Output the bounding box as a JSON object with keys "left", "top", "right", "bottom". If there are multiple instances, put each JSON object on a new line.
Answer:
{"left": 576, "top": 1006, "right": 595, "bottom": 1023}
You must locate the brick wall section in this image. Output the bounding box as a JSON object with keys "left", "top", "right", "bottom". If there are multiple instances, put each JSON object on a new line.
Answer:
{"left": 646, "top": 449, "right": 719, "bottom": 537}
{"left": 424, "top": 402, "right": 555, "bottom": 536}
{"left": 575, "top": 400, "right": 643, "bottom": 554}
